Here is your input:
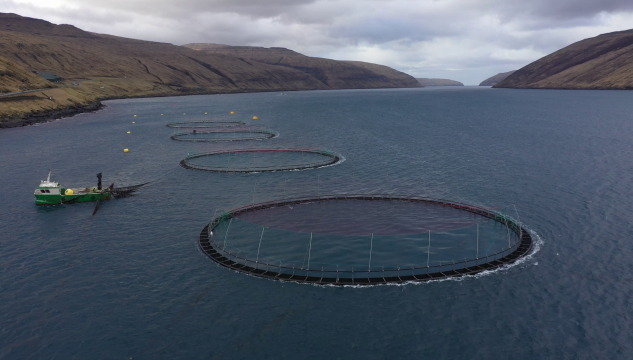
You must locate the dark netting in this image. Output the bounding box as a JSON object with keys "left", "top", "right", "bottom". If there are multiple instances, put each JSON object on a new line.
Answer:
{"left": 170, "top": 129, "right": 278, "bottom": 142}
{"left": 198, "top": 195, "right": 533, "bottom": 286}
{"left": 166, "top": 120, "right": 246, "bottom": 128}
{"left": 180, "top": 149, "right": 341, "bottom": 173}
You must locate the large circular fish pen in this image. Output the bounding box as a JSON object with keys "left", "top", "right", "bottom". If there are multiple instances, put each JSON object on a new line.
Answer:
{"left": 180, "top": 149, "right": 342, "bottom": 173}
{"left": 171, "top": 129, "right": 278, "bottom": 142}
{"left": 198, "top": 195, "right": 533, "bottom": 285}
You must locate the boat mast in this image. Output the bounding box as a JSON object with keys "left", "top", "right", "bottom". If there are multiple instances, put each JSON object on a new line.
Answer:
{"left": 97, "top": 172, "right": 102, "bottom": 190}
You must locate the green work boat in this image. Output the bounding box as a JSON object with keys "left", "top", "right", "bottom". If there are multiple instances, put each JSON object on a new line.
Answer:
{"left": 35, "top": 171, "right": 112, "bottom": 206}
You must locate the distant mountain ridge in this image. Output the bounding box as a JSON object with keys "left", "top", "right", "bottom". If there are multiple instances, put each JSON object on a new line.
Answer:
{"left": 495, "top": 29, "right": 633, "bottom": 89}
{"left": 415, "top": 78, "right": 463, "bottom": 86}
{"left": 479, "top": 71, "right": 515, "bottom": 86}
{"left": 183, "top": 43, "right": 420, "bottom": 89}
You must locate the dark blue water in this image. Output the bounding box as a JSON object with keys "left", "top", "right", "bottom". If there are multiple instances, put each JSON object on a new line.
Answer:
{"left": 2, "top": 87, "right": 633, "bottom": 359}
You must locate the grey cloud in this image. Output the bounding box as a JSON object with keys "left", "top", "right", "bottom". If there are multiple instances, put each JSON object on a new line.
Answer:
{"left": 329, "top": 18, "right": 436, "bottom": 44}
{"left": 2, "top": 0, "right": 632, "bottom": 85}
{"left": 62, "top": 0, "right": 318, "bottom": 19}
{"left": 499, "top": 0, "right": 633, "bottom": 21}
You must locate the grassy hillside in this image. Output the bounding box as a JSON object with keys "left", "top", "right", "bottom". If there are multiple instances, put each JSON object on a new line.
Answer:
{"left": 0, "top": 87, "right": 100, "bottom": 128}
{"left": 0, "top": 19, "right": 327, "bottom": 94}
{"left": 0, "top": 13, "right": 420, "bottom": 126}
{"left": 0, "top": 56, "right": 53, "bottom": 93}
{"left": 495, "top": 30, "right": 633, "bottom": 89}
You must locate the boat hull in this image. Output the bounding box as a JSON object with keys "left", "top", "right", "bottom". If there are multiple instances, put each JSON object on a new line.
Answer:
{"left": 35, "top": 191, "right": 111, "bottom": 206}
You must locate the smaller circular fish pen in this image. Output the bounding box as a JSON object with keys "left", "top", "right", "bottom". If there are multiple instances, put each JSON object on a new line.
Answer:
{"left": 180, "top": 149, "right": 342, "bottom": 173}
{"left": 171, "top": 129, "right": 278, "bottom": 142}
{"left": 166, "top": 120, "right": 246, "bottom": 128}
{"left": 198, "top": 195, "right": 533, "bottom": 286}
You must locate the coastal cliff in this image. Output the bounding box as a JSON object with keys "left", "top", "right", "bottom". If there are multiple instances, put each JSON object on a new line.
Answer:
{"left": 494, "top": 29, "right": 633, "bottom": 89}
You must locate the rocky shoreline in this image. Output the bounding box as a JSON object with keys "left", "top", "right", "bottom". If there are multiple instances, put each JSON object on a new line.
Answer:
{"left": 0, "top": 101, "right": 103, "bottom": 129}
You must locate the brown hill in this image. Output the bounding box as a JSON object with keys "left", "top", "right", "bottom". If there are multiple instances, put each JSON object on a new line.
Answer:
{"left": 184, "top": 43, "right": 421, "bottom": 89}
{"left": 494, "top": 30, "right": 633, "bottom": 89}
{"left": 415, "top": 78, "right": 463, "bottom": 86}
{"left": 479, "top": 71, "right": 515, "bottom": 86}
{"left": 0, "top": 55, "right": 54, "bottom": 93}
{"left": 343, "top": 61, "right": 422, "bottom": 87}
{"left": 0, "top": 13, "right": 419, "bottom": 126}
{"left": 0, "top": 15, "right": 327, "bottom": 94}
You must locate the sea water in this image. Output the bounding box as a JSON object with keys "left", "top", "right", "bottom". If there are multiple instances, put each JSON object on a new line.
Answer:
{"left": 1, "top": 87, "right": 633, "bottom": 359}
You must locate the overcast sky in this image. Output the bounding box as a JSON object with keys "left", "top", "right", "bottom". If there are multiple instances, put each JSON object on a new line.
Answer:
{"left": 3, "top": 0, "right": 633, "bottom": 84}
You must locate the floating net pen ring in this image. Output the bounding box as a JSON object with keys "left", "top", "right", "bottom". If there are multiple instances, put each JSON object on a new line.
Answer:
{"left": 170, "top": 129, "right": 278, "bottom": 142}
{"left": 166, "top": 121, "right": 246, "bottom": 128}
{"left": 198, "top": 195, "right": 534, "bottom": 286}
{"left": 180, "top": 149, "right": 342, "bottom": 173}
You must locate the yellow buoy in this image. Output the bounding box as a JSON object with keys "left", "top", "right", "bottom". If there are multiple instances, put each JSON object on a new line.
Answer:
{"left": 231, "top": 111, "right": 235, "bottom": 115}
{"left": 183, "top": 113, "right": 186, "bottom": 115}
{"left": 134, "top": 115, "right": 137, "bottom": 117}
{"left": 253, "top": 116, "right": 258, "bottom": 120}
{"left": 161, "top": 114, "right": 164, "bottom": 116}
{"left": 127, "top": 131, "right": 131, "bottom": 134}
{"left": 124, "top": 149, "right": 129, "bottom": 153}
{"left": 132, "top": 121, "right": 135, "bottom": 124}
{"left": 65, "top": 188, "right": 74, "bottom": 195}
{"left": 205, "top": 112, "right": 208, "bottom": 115}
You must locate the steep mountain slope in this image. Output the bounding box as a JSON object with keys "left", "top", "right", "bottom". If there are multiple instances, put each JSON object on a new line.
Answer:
{"left": 479, "top": 71, "right": 515, "bottom": 86}
{"left": 0, "top": 55, "right": 54, "bottom": 93}
{"left": 184, "top": 43, "right": 421, "bottom": 89}
{"left": 416, "top": 78, "right": 463, "bottom": 86}
{"left": 341, "top": 61, "right": 422, "bottom": 87}
{"left": 0, "top": 14, "right": 327, "bottom": 94}
{"left": 494, "top": 30, "right": 633, "bottom": 89}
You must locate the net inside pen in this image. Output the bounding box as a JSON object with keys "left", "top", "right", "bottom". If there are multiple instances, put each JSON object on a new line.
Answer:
{"left": 181, "top": 149, "right": 341, "bottom": 173}
{"left": 199, "top": 195, "right": 533, "bottom": 285}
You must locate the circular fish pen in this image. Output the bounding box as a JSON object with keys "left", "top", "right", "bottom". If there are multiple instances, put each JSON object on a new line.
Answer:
{"left": 198, "top": 195, "right": 533, "bottom": 286}
{"left": 180, "top": 149, "right": 341, "bottom": 173}
{"left": 171, "top": 129, "right": 278, "bottom": 142}
{"left": 166, "top": 120, "right": 246, "bottom": 128}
